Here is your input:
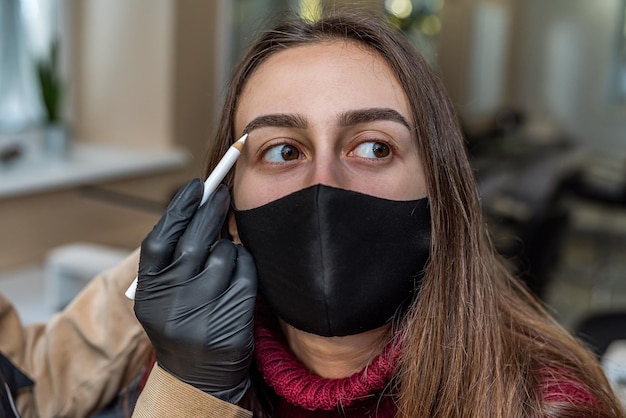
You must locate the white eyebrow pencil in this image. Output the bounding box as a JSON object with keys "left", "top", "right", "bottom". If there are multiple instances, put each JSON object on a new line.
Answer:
{"left": 125, "top": 133, "right": 248, "bottom": 300}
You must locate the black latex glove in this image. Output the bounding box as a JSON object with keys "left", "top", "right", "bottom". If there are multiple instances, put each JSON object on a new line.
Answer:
{"left": 134, "top": 179, "right": 257, "bottom": 404}
{"left": 0, "top": 352, "right": 33, "bottom": 418}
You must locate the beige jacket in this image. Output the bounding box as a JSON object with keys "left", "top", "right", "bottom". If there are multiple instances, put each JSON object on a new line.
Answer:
{"left": 0, "top": 249, "right": 251, "bottom": 417}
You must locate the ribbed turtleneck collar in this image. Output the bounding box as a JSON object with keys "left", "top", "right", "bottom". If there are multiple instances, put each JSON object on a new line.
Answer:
{"left": 253, "top": 311, "right": 400, "bottom": 417}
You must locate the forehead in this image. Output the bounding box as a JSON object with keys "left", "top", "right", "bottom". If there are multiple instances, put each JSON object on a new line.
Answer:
{"left": 235, "top": 40, "right": 411, "bottom": 126}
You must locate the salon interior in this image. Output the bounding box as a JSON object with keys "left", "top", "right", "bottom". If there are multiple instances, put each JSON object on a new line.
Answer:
{"left": 1, "top": 0, "right": 626, "bottom": 398}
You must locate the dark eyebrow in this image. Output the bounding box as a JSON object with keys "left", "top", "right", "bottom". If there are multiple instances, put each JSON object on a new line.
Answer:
{"left": 339, "top": 108, "right": 411, "bottom": 130}
{"left": 243, "top": 113, "right": 308, "bottom": 134}
{"left": 242, "top": 108, "right": 411, "bottom": 135}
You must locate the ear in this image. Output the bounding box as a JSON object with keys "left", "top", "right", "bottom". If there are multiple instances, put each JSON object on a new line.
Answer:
{"left": 228, "top": 211, "right": 241, "bottom": 244}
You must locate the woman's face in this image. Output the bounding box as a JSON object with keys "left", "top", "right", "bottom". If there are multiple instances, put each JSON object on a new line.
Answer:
{"left": 231, "top": 40, "right": 427, "bottom": 211}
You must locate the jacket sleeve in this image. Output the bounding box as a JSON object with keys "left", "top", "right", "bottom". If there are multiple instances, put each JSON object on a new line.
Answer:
{"left": 0, "top": 249, "right": 152, "bottom": 418}
{"left": 133, "top": 364, "right": 252, "bottom": 418}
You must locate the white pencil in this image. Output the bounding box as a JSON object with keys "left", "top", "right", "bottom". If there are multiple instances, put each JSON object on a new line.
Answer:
{"left": 125, "top": 133, "right": 248, "bottom": 300}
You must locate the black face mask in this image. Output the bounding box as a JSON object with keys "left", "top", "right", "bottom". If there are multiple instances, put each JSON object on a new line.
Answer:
{"left": 233, "top": 184, "right": 431, "bottom": 337}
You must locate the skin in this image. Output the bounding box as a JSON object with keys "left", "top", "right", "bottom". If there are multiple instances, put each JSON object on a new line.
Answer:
{"left": 229, "top": 40, "right": 427, "bottom": 379}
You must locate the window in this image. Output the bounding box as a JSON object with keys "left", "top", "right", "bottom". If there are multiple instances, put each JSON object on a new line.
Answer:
{"left": 384, "top": 0, "right": 444, "bottom": 68}
{"left": 616, "top": 2, "right": 626, "bottom": 103}
{"left": 0, "top": 0, "right": 58, "bottom": 133}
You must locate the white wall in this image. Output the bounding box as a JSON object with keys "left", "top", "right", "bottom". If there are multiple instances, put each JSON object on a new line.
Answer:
{"left": 72, "top": 0, "right": 176, "bottom": 150}
{"left": 514, "top": 0, "right": 626, "bottom": 152}
{"left": 439, "top": 1, "right": 511, "bottom": 123}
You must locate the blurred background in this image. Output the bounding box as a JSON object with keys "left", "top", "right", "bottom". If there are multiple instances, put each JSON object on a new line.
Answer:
{"left": 1, "top": 0, "right": 625, "bottom": 369}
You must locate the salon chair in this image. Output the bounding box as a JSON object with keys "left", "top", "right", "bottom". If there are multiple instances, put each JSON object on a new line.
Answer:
{"left": 575, "top": 312, "right": 626, "bottom": 357}
{"left": 560, "top": 165, "right": 626, "bottom": 359}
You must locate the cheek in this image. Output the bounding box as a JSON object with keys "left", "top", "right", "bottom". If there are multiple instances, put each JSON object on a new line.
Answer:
{"left": 232, "top": 168, "right": 292, "bottom": 210}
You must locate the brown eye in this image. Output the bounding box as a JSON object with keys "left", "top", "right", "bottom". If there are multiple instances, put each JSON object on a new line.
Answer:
{"left": 372, "top": 142, "right": 390, "bottom": 158}
{"left": 354, "top": 141, "right": 391, "bottom": 159}
{"left": 263, "top": 143, "right": 302, "bottom": 162}
{"left": 281, "top": 145, "right": 300, "bottom": 160}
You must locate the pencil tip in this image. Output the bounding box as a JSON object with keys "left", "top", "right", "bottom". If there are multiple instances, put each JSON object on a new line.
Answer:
{"left": 233, "top": 134, "right": 247, "bottom": 152}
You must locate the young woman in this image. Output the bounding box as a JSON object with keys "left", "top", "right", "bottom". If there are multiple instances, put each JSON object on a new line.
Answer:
{"left": 132, "top": 11, "right": 625, "bottom": 418}
{"left": 1, "top": 10, "right": 622, "bottom": 418}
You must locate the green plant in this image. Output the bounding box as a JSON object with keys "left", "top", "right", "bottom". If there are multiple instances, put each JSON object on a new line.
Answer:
{"left": 36, "top": 39, "right": 62, "bottom": 124}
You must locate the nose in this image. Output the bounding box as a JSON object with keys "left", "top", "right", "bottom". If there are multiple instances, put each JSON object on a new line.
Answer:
{"left": 305, "top": 151, "right": 348, "bottom": 190}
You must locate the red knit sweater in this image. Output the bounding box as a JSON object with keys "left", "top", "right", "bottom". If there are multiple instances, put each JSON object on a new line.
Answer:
{"left": 254, "top": 313, "right": 400, "bottom": 417}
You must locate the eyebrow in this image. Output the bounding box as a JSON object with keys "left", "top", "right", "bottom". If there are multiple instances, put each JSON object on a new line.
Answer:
{"left": 243, "top": 113, "right": 308, "bottom": 133}
{"left": 339, "top": 108, "right": 411, "bottom": 130}
{"left": 243, "top": 107, "right": 412, "bottom": 134}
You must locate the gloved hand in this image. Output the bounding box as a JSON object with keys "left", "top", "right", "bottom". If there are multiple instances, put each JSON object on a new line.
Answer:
{"left": 134, "top": 179, "right": 257, "bottom": 404}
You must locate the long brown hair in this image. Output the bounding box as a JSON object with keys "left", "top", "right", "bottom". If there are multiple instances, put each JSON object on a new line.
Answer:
{"left": 205, "top": 11, "right": 625, "bottom": 418}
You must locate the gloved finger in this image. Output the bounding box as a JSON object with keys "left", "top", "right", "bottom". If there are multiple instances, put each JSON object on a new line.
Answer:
{"left": 219, "top": 246, "right": 258, "bottom": 334}
{"left": 139, "top": 178, "right": 203, "bottom": 276}
{"left": 233, "top": 245, "right": 258, "bottom": 298}
{"left": 231, "top": 246, "right": 258, "bottom": 329}
{"left": 206, "top": 245, "right": 257, "bottom": 351}
{"left": 172, "top": 184, "right": 230, "bottom": 272}
{"left": 174, "top": 239, "right": 238, "bottom": 306}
